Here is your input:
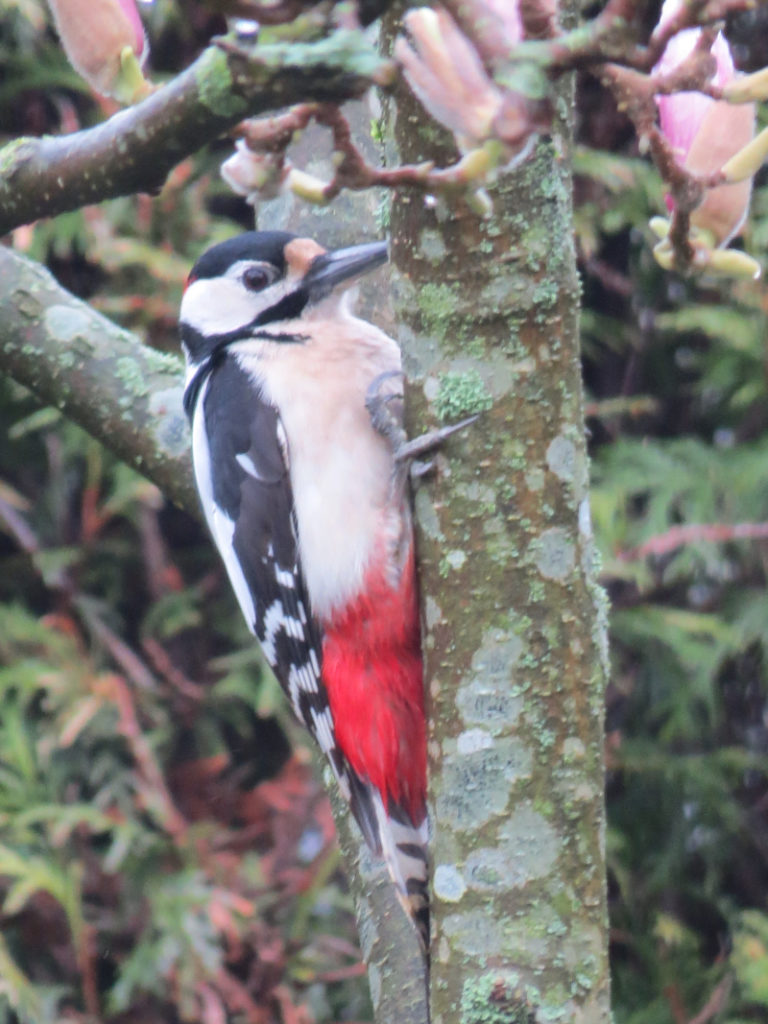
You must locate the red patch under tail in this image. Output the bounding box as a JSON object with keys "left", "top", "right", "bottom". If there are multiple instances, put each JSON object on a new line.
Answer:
{"left": 320, "top": 544, "right": 426, "bottom": 825}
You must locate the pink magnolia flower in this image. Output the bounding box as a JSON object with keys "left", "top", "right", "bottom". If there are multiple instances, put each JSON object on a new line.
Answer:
{"left": 47, "top": 0, "right": 150, "bottom": 103}
{"left": 654, "top": 0, "right": 754, "bottom": 246}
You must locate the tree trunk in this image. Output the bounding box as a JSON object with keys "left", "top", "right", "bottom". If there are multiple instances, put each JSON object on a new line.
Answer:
{"left": 387, "top": 31, "right": 613, "bottom": 1024}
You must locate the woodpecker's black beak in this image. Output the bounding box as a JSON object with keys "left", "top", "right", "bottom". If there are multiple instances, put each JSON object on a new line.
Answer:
{"left": 303, "top": 241, "right": 388, "bottom": 302}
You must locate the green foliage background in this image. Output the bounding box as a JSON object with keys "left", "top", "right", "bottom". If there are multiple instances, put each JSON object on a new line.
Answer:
{"left": 2, "top": 1, "right": 768, "bottom": 1022}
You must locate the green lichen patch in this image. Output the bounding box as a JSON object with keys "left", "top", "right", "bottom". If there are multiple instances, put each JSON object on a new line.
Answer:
{"left": 417, "top": 281, "right": 460, "bottom": 339}
{"left": 116, "top": 356, "right": 150, "bottom": 405}
{"left": 457, "top": 728, "right": 494, "bottom": 755}
{"left": 195, "top": 48, "right": 246, "bottom": 118}
{"left": 496, "top": 803, "right": 560, "bottom": 886}
{"left": 420, "top": 228, "right": 448, "bottom": 263}
{"left": 434, "top": 863, "right": 467, "bottom": 902}
{"left": 43, "top": 304, "right": 92, "bottom": 344}
{"left": 443, "top": 909, "right": 504, "bottom": 958}
{"left": 434, "top": 369, "right": 493, "bottom": 423}
{"left": 464, "top": 845, "right": 522, "bottom": 892}
{"left": 414, "top": 487, "right": 444, "bottom": 540}
{"left": 143, "top": 348, "right": 184, "bottom": 378}
{"left": 0, "top": 136, "right": 36, "bottom": 177}
{"left": 532, "top": 527, "right": 576, "bottom": 581}
{"left": 457, "top": 678, "right": 525, "bottom": 734}
{"left": 425, "top": 595, "right": 443, "bottom": 629}
{"left": 257, "top": 29, "right": 383, "bottom": 79}
{"left": 439, "top": 548, "right": 467, "bottom": 576}
{"left": 546, "top": 435, "right": 577, "bottom": 484}
{"left": 435, "top": 737, "right": 533, "bottom": 830}
{"left": 149, "top": 387, "right": 188, "bottom": 457}
{"left": 460, "top": 971, "right": 538, "bottom": 1024}
{"left": 456, "top": 628, "right": 526, "bottom": 732}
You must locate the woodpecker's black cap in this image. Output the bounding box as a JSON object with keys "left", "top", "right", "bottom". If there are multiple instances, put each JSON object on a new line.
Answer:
{"left": 188, "top": 230, "right": 297, "bottom": 284}
{"left": 187, "top": 231, "right": 388, "bottom": 295}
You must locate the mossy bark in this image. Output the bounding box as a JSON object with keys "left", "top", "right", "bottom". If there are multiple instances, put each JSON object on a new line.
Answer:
{"left": 0, "top": 246, "right": 195, "bottom": 513}
{"left": 385, "top": 33, "right": 612, "bottom": 1024}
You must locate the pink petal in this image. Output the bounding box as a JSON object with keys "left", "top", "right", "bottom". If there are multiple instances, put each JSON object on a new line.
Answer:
{"left": 117, "top": 0, "right": 146, "bottom": 58}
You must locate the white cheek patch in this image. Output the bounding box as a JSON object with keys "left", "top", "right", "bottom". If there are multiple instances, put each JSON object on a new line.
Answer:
{"left": 181, "top": 277, "right": 260, "bottom": 336}
{"left": 180, "top": 272, "right": 294, "bottom": 338}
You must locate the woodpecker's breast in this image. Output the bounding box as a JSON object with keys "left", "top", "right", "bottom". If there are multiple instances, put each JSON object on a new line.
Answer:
{"left": 231, "top": 315, "right": 405, "bottom": 622}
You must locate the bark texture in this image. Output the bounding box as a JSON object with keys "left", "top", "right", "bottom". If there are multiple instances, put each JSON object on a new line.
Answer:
{"left": 385, "top": 29, "right": 612, "bottom": 1024}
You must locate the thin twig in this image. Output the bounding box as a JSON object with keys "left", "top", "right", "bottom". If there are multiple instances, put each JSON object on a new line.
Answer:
{"left": 619, "top": 522, "right": 768, "bottom": 562}
{"left": 0, "top": 33, "right": 384, "bottom": 234}
{"left": 77, "top": 599, "right": 159, "bottom": 692}
{"left": 111, "top": 673, "right": 189, "bottom": 839}
{"left": 142, "top": 635, "right": 206, "bottom": 701}
{"left": 688, "top": 974, "right": 733, "bottom": 1024}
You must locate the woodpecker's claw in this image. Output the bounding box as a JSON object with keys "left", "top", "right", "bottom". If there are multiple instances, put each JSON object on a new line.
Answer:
{"left": 395, "top": 415, "right": 479, "bottom": 464}
{"left": 366, "top": 371, "right": 477, "bottom": 474}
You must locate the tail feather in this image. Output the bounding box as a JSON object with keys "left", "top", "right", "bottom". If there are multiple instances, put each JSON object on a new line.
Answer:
{"left": 330, "top": 751, "right": 429, "bottom": 951}
{"left": 344, "top": 767, "right": 429, "bottom": 950}
{"left": 371, "top": 789, "right": 430, "bottom": 952}
{"left": 346, "top": 767, "right": 384, "bottom": 854}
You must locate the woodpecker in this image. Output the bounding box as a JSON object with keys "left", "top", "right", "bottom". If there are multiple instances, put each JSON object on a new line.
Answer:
{"left": 180, "top": 230, "right": 429, "bottom": 947}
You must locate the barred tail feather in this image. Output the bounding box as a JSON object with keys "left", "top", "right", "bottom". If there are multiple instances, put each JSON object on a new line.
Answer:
{"left": 372, "top": 790, "right": 430, "bottom": 952}
{"left": 345, "top": 773, "right": 429, "bottom": 950}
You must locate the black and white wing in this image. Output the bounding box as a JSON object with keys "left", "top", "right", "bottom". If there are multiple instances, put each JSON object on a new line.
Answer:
{"left": 190, "top": 354, "right": 381, "bottom": 850}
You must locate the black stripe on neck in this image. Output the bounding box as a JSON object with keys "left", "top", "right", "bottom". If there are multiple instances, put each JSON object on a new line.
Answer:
{"left": 182, "top": 328, "right": 308, "bottom": 421}
{"left": 183, "top": 354, "right": 218, "bottom": 420}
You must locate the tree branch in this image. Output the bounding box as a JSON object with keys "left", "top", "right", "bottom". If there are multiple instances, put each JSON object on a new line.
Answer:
{"left": 0, "top": 246, "right": 194, "bottom": 511}
{"left": 619, "top": 521, "right": 768, "bottom": 562}
{"left": 0, "top": 30, "right": 388, "bottom": 235}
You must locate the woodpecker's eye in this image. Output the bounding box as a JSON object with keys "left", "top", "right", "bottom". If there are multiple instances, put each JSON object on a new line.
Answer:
{"left": 242, "top": 265, "right": 272, "bottom": 292}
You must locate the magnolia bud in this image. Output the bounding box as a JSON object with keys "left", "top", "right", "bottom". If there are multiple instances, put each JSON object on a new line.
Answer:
{"left": 396, "top": 7, "right": 503, "bottom": 152}
{"left": 221, "top": 140, "right": 288, "bottom": 204}
{"left": 395, "top": 3, "right": 541, "bottom": 168}
{"left": 47, "top": 0, "right": 150, "bottom": 104}
{"left": 651, "top": 221, "right": 762, "bottom": 279}
{"left": 286, "top": 168, "right": 331, "bottom": 205}
{"left": 654, "top": 0, "right": 754, "bottom": 246}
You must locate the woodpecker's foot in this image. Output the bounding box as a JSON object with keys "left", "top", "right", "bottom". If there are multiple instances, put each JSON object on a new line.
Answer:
{"left": 365, "top": 370, "right": 407, "bottom": 448}
{"left": 367, "top": 371, "right": 478, "bottom": 473}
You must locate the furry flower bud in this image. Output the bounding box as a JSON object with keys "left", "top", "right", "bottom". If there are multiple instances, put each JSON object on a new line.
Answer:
{"left": 395, "top": 3, "right": 544, "bottom": 170}
{"left": 47, "top": 0, "right": 150, "bottom": 104}
{"left": 221, "top": 140, "right": 288, "bottom": 204}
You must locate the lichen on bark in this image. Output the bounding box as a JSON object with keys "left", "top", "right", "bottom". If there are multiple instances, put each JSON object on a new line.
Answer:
{"left": 0, "top": 247, "right": 194, "bottom": 512}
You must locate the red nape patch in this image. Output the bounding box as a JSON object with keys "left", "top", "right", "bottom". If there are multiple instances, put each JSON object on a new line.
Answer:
{"left": 321, "top": 548, "right": 426, "bottom": 822}
{"left": 184, "top": 272, "right": 197, "bottom": 292}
